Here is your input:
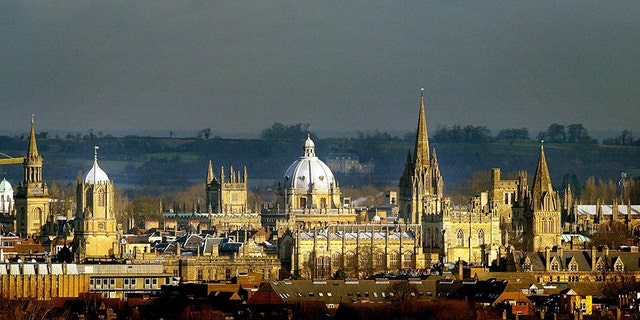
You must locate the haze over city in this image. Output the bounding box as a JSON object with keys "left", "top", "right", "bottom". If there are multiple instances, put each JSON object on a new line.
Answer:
{"left": 2, "top": 1, "right": 639, "bottom": 138}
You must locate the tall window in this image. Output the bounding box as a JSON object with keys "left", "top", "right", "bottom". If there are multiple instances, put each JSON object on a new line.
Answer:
{"left": 477, "top": 229, "right": 485, "bottom": 246}
{"left": 331, "top": 252, "right": 342, "bottom": 270}
{"left": 389, "top": 252, "right": 399, "bottom": 269}
{"left": 456, "top": 229, "right": 464, "bottom": 246}
{"left": 97, "top": 189, "right": 105, "bottom": 206}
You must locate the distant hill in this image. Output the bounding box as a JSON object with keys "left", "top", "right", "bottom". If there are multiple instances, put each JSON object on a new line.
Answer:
{"left": 1, "top": 136, "right": 638, "bottom": 198}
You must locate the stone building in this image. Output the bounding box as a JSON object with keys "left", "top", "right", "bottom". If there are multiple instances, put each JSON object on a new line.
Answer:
{"left": 290, "top": 224, "right": 426, "bottom": 279}
{"left": 521, "top": 145, "right": 562, "bottom": 252}
{"left": 262, "top": 135, "right": 356, "bottom": 230}
{"left": 205, "top": 161, "right": 249, "bottom": 214}
{"left": 398, "top": 90, "right": 447, "bottom": 225}
{"left": 14, "top": 119, "right": 50, "bottom": 238}
{"left": 0, "top": 177, "right": 13, "bottom": 214}
{"left": 424, "top": 194, "right": 502, "bottom": 265}
{"left": 0, "top": 263, "right": 89, "bottom": 300}
{"left": 73, "top": 147, "right": 121, "bottom": 261}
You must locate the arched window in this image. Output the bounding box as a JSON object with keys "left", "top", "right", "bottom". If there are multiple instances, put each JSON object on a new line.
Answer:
{"left": 345, "top": 251, "right": 357, "bottom": 270}
{"left": 97, "top": 188, "right": 105, "bottom": 207}
{"left": 477, "top": 229, "right": 485, "bottom": 246}
{"left": 542, "top": 218, "right": 548, "bottom": 233}
{"left": 331, "top": 252, "right": 342, "bottom": 270}
{"left": 403, "top": 251, "right": 414, "bottom": 268}
{"left": 456, "top": 229, "right": 464, "bottom": 246}
{"left": 389, "top": 252, "right": 399, "bottom": 269}
{"left": 373, "top": 252, "right": 385, "bottom": 270}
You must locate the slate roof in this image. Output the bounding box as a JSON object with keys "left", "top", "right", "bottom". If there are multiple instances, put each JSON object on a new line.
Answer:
{"left": 249, "top": 279, "right": 437, "bottom": 305}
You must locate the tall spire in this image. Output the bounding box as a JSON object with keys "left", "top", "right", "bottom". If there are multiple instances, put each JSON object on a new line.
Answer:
{"left": 532, "top": 143, "right": 554, "bottom": 199}
{"left": 206, "top": 160, "right": 216, "bottom": 184}
{"left": 27, "top": 115, "right": 39, "bottom": 158}
{"left": 413, "top": 88, "right": 430, "bottom": 167}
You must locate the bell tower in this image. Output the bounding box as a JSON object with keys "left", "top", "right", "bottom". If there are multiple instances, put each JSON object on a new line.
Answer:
{"left": 73, "top": 146, "right": 119, "bottom": 261}
{"left": 523, "top": 144, "right": 562, "bottom": 252}
{"left": 14, "top": 118, "right": 50, "bottom": 237}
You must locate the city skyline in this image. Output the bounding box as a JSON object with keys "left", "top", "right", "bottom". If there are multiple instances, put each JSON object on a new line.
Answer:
{"left": 2, "top": 2, "right": 639, "bottom": 138}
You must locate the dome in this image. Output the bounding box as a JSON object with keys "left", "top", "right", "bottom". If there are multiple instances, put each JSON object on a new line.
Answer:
{"left": 0, "top": 178, "right": 12, "bottom": 192}
{"left": 84, "top": 149, "right": 110, "bottom": 184}
{"left": 282, "top": 136, "right": 336, "bottom": 191}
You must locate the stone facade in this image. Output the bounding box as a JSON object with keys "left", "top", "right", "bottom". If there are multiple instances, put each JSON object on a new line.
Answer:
{"left": 521, "top": 145, "right": 562, "bottom": 252}
{"left": 13, "top": 119, "right": 50, "bottom": 238}
{"left": 398, "top": 90, "right": 447, "bottom": 225}
{"left": 290, "top": 224, "right": 426, "bottom": 279}
{"left": 205, "top": 161, "right": 249, "bottom": 214}
{"left": 73, "top": 147, "right": 120, "bottom": 261}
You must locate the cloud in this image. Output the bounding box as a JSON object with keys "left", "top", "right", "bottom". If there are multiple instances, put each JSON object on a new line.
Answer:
{"left": 1, "top": 1, "right": 638, "bottom": 138}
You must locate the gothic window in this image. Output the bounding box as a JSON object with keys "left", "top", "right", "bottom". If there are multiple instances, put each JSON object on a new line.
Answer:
{"left": 373, "top": 252, "right": 385, "bottom": 270}
{"left": 331, "top": 252, "right": 342, "bottom": 269}
{"left": 523, "top": 262, "right": 531, "bottom": 272}
{"left": 320, "top": 198, "right": 327, "bottom": 208}
{"left": 316, "top": 256, "right": 330, "bottom": 278}
{"left": 345, "top": 251, "right": 356, "bottom": 270}
{"left": 596, "top": 262, "right": 605, "bottom": 272}
{"left": 303, "top": 252, "right": 312, "bottom": 269}
{"left": 550, "top": 218, "right": 554, "bottom": 233}
{"left": 477, "top": 229, "right": 485, "bottom": 246}
{"left": 97, "top": 189, "right": 105, "bottom": 207}
{"left": 456, "top": 229, "right": 464, "bottom": 246}
{"left": 569, "top": 263, "right": 577, "bottom": 272}
{"left": 542, "top": 218, "right": 548, "bottom": 233}
{"left": 389, "top": 252, "right": 399, "bottom": 269}
{"left": 403, "top": 251, "right": 414, "bottom": 269}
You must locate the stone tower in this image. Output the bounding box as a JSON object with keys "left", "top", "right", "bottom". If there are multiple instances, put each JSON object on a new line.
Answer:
{"left": 205, "top": 160, "right": 248, "bottom": 213}
{"left": 523, "top": 144, "right": 562, "bottom": 252}
{"left": 73, "top": 147, "right": 120, "bottom": 261}
{"left": 398, "top": 89, "right": 446, "bottom": 224}
{"left": 14, "top": 118, "right": 50, "bottom": 237}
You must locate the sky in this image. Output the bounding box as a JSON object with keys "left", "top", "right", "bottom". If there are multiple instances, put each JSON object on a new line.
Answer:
{"left": 1, "top": 1, "right": 639, "bottom": 139}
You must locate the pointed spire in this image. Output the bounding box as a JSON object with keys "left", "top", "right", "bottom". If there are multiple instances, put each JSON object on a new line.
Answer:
{"left": 532, "top": 143, "right": 554, "bottom": 199}
{"left": 206, "top": 160, "right": 215, "bottom": 184}
{"left": 27, "top": 115, "right": 39, "bottom": 158}
{"left": 413, "top": 88, "right": 429, "bottom": 167}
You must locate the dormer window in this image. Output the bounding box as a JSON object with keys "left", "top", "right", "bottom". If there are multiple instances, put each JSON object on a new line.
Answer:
{"left": 550, "top": 259, "right": 559, "bottom": 271}
{"left": 614, "top": 258, "right": 624, "bottom": 272}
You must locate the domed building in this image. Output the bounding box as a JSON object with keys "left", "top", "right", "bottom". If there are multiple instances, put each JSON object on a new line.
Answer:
{"left": 0, "top": 177, "right": 13, "bottom": 214}
{"left": 263, "top": 135, "right": 355, "bottom": 230}
{"left": 73, "top": 147, "right": 120, "bottom": 261}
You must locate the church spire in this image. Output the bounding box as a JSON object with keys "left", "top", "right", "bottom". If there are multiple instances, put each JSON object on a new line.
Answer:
{"left": 413, "top": 88, "right": 430, "bottom": 167}
{"left": 27, "top": 115, "right": 39, "bottom": 159}
{"left": 532, "top": 143, "right": 553, "bottom": 197}
{"left": 206, "top": 160, "right": 216, "bottom": 184}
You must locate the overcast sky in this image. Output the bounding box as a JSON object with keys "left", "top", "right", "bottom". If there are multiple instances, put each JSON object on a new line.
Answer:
{"left": 1, "top": 1, "right": 639, "bottom": 138}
